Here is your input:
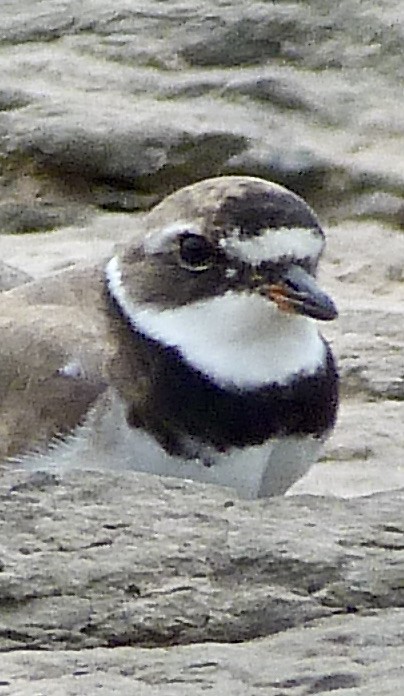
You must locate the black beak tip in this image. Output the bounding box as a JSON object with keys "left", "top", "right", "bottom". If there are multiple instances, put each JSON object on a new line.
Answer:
{"left": 306, "top": 296, "right": 338, "bottom": 321}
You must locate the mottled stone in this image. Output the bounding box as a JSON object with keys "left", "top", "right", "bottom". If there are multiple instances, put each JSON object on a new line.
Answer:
{"left": 0, "top": 261, "right": 31, "bottom": 291}
{"left": 0, "top": 0, "right": 403, "bottom": 222}
{"left": 0, "top": 470, "right": 403, "bottom": 693}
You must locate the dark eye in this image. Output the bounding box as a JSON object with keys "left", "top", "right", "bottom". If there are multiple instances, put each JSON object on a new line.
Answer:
{"left": 179, "top": 233, "right": 214, "bottom": 270}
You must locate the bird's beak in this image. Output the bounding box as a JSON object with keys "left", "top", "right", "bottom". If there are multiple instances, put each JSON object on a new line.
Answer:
{"left": 260, "top": 265, "right": 338, "bottom": 321}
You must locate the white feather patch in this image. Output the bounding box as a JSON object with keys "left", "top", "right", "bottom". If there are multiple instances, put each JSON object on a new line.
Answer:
{"left": 143, "top": 222, "right": 193, "bottom": 254}
{"left": 220, "top": 226, "right": 324, "bottom": 265}
{"left": 57, "top": 359, "right": 86, "bottom": 379}
{"left": 106, "top": 256, "right": 326, "bottom": 389}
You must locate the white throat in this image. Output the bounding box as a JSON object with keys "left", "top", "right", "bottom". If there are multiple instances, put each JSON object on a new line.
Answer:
{"left": 106, "top": 256, "right": 326, "bottom": 389}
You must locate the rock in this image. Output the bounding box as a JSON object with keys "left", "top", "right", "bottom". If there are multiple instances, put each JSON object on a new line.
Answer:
{"left": 344, "top": 192, "right": 404, "bottom": 229}
{"left": 0, "top": 201, "right": 86, "bottom": 234}
{"left": 0, "top": 1, "right": 403, "bottom": 221}
{"left": 0, "top": 87, "right": 30, "bottom": 110}
{"left": 0, "top": 469, "right": 403, "bottom": 693}
{"left": 0, "top": 211, "right": 140, "bottom": 279}
{"left": 0, "top": 261, "right": 31, "bottom": 291}
{"left": 1, "top": 612, "right": 404, "bottom": 695}
{"left": 180, "top": 13, "right": 295, "bottom": 67}
{"left": 294, "top": 399, "right": 404, "bottom": 498}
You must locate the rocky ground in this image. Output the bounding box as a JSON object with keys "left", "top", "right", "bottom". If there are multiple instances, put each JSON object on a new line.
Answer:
{"left": 1, "top": 469, "right": 404, "bottom": 695}
{"left": 0, "top": 1, "right": 403, "bottom": 693}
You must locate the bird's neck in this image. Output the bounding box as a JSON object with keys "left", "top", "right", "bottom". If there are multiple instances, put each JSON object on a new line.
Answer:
{"left": 115, "top": 289, "right": 326, "bottom": 389}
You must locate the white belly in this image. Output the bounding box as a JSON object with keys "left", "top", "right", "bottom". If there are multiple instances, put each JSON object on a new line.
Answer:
{"left": 107, "top": 428, "right": 321, "bottom": 499}
{"left": 20, "top": 391, "right": 322, "bottom": 499}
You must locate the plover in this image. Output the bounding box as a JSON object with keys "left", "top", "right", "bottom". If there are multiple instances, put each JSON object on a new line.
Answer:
{"left": 98, "top": 175, "right": 339, "bottom": 498}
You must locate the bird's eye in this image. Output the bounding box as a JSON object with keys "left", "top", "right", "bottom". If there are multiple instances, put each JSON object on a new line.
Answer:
{"left": 179, "top": 233, "right": 215, "bottom": 270}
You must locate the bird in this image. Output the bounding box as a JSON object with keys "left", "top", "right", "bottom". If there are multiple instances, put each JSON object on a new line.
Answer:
{"left": 19, "top": 176, "right": 339, "bottom": 499}
{"left": 100, "top": 175, "right": 339, "bottom": 498}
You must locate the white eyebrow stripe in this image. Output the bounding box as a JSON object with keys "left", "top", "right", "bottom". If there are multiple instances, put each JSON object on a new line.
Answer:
{"left": 143, "top": 222, "right": 194, "bottom": 254}
{"left": 221, "top": 226, "right": 324, "bottom": 265}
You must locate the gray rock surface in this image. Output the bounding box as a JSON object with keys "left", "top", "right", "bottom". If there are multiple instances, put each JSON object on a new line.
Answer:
{"left": 1, "top": 0, "right": 404, "bottom": 229}
{"left": 0, "top": 261, "right": 31, "bottom": 291}
{"left": 0, "top": 469, "right": 403, "bottom": 693}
